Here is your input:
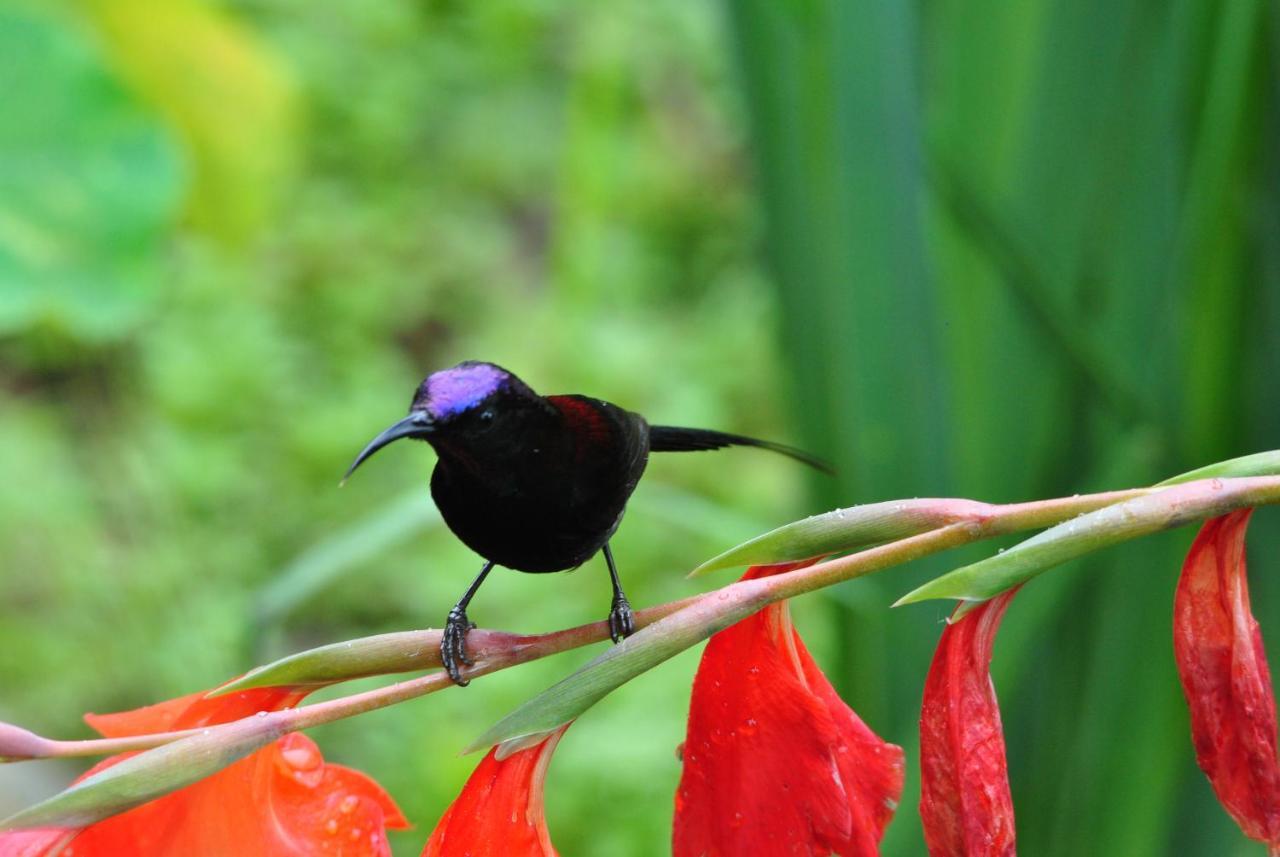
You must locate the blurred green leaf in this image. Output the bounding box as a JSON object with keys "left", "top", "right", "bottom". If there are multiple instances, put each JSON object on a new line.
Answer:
{"left": 254, "top": 490, "right": 440, "bottom": 627}
{"left": 0, "top": 5, "right": 184, "bottom": 341}
{"left": 80, "top": 0, "right": 299, "bottom": 241}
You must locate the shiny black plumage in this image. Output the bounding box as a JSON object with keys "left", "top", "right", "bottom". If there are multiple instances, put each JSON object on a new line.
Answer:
{"left": 345, "top": 361, "right": 825, "bottom": 684}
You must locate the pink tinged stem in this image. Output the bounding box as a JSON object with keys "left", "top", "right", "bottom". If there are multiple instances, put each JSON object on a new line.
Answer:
{"left": 919, "top": 589, "right": 1018, "bottom": 857}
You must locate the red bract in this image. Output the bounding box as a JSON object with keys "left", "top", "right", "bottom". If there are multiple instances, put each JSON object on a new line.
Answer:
{"left": 1174, "top": 509, "right": 1280, "bottom": 849}
{"left": 919, "top": 589, "right": 1018, "bottom": 857}
{"left": 421, "top": 725, "right": 568, "bottom": 857}
{"left": 673, "top": 562, "right": 905, "bottom": 857}
{"left": 0, "top": 685, "right": 408, "bottom": 857}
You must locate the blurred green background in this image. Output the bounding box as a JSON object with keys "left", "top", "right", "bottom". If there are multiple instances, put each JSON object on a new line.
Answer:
{"left": 1, "top": 0, "right": 1277, "bottom": 854}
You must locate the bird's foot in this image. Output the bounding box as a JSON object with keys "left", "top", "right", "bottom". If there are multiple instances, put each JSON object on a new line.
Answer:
{"left": 442, "top": 606, "right": 477, "bottom": 686}
{"left": 608, "top": 596, "right": 635, "bottom": 644}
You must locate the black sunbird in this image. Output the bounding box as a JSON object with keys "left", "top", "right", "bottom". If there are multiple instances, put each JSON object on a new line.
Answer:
{"left": 345, "top": 361, "right": 827, "bottom": 685}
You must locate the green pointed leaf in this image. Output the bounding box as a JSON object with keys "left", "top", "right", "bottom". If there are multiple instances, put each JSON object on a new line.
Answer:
{"left": 692, "top": 499, "right": 988, "bottom": 575}
{"left": 0, "top": 5, "right": 184, "bottom": 342}
{"left": 0, "top": 713, "right": 284, "bottom": 831}
{"left": 464, "top": 579, "right": 773, "bottom": 753}
{"left": 1156, "top": 449, "right": 1280, "bottom": 485}
{"left": 215, "top": 630, "right": 441, "bottom": 694}
{"left": 895, "top": 475, "right": 1280, "bottom": 607}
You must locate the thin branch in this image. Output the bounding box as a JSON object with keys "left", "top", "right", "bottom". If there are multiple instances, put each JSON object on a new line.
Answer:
{"left": 6, "top": 477, "right": 1275, "bottom": 766}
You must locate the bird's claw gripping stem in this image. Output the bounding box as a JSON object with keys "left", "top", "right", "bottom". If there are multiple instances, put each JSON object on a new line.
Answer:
{"left": 608, "top": 597, "right": 635, "bottom": 644}
{"left": 442, "top": 606, "right": 476, "bottom": 686}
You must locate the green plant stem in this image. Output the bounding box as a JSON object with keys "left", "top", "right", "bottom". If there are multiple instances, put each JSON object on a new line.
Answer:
{"left": 0, "top": 724, "right": 205, "bottom": 763}
{"left": 2, "top": 595, "right": 703, "bottom": 763}
{"left": 8, "top": 475, "right": 1278, "bottom": 766}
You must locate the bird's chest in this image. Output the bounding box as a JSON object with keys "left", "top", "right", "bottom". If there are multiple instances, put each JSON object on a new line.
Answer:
{"left": 429, "top": 445, "right": 645, "bottom": 572}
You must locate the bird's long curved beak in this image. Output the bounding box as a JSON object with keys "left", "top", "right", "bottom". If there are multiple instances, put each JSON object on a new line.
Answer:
{"left": 343, "top": 411, "right": 434, "bottom": 482}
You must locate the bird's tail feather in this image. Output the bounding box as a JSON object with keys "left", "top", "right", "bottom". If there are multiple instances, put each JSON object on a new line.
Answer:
{"left": 648, "top": 425, "right": 832, "bottom": 474}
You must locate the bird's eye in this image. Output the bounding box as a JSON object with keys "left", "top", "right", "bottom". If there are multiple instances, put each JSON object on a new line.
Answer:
{"left": 480, "top": 409, "right": 495, "bottom": 422}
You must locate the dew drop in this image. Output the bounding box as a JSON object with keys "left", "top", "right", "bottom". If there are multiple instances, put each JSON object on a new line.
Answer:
{"left": 339, "top": 794, "right": 359, "bottom": 815}
{"left": 277, "top": 733, "right": 324, "bottom": 787}
{"left": 325, "top": 819, "right": 338, "bottom": 835}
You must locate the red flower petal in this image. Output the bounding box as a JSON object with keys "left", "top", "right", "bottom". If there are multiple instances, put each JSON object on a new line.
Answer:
{"left": 919, "top": 589, "right": 1018, "bottom": 857}
{"left": 84, "top": 686, "right": 306, "bottom": 736}
{"left": 421, "top": 726, "right": 567, "bottom": 857}
{"left": 0, "top": 685, "right": 407, "bottom": 857}
{"left": 1174, "top": 509, "right": 1280, "bottom": 848}
{"left": 673, "top": 562, "right": 905, "bottom": 857}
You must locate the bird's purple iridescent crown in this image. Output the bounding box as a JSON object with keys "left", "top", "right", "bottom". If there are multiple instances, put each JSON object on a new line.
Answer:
{"left": 416, "top": 362, "right": 512, "bottom": 418}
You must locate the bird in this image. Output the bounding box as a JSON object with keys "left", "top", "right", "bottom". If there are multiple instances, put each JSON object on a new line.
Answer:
{"left": 344, "top": 360, "right": 828, "bottom": 685}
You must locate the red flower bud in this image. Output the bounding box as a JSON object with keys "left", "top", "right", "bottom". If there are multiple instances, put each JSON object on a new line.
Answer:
{"left": 919, "top": 589, "right": 1018, "bottom": 857}
{"left": 1174, "top": 509, "right": 1280, "bottom": 849}
{"left": 673, "top": 563, "right": 904, "bottom": 856}
{"left": 422, "top": 726, "right": 569, "bottom": 857}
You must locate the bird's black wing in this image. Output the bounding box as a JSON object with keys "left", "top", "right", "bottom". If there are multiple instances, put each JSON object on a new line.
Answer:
{"left": 648, "top": 425, "right": 832, "bottom": 474}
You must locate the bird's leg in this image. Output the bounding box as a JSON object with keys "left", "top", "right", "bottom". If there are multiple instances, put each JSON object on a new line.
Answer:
{"left": 442, "top": 560, "right": 494, "bottom": 686}
{"left": 602, "top": 543, "right": 635, "bottom": 643}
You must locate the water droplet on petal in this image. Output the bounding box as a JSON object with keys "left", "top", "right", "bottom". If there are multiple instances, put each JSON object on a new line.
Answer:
{"left": 339, "top": 794, "right": 359, "bottom": 815}
{"left": 277, "top": 733, "right": 324, "bottom": 787}
{"left": 325, "top": 819, "right": 339, "bottom": 835}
